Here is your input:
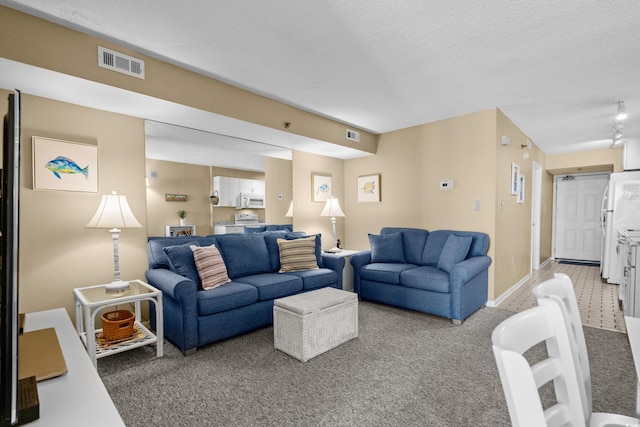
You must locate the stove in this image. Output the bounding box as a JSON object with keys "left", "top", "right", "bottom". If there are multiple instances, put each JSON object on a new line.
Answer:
{"left": 235, "top": 213, "right": 260, "bottom": 226}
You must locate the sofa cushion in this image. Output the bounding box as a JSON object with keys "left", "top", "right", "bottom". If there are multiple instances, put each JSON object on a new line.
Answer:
{"left": 380, "top": 227, "right": 429, "bottom": 265}
{"left": 234, "top": 273, "right": 303, "bottom": 301}
{"left": 369, "top": 233, "right": 406, "bottom": 263}
{"left": 437, "top": 234, "right": 472, "bottom": 273}
{"left": 148, "top": 237, "right": 200, "bottom": 269}
{"left": 282, "top": 268, "right": 338, "bottom": 290}
{"left": 163, "top": 242, "right": 201, "bottom": 286}
{"left": 197, "top": 282, "right": 259, "bottom": 316}
{"left": 214, "top": 234, "right": 274, "bottom": 278}
{"left": 278, "top": 236, "right": 319, "bottom": 272}
{"left": 360, "top": 263, "right": 418, "bottom": 285}
{"left": 191, "top": 244, "right": 231, "bottom": 290}
{"left": 400, "top": 266, "right": 451, "bottom": 293}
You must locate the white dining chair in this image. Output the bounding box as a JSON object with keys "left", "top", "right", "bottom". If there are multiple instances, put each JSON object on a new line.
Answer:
{"left": 532, "top": 272, "right": 639, "bottom": 427}
{"left": 492, "top": 298, "right": 587, "bottom": 426}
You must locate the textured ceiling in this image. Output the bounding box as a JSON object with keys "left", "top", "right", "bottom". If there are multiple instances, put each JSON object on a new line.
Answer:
{"left": 2, "top": 0, "right": 640, "bottom": 155}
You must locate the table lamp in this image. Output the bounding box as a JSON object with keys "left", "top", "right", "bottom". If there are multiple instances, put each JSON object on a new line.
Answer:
{"left": 86, "top": 191, "right": 142, "bottom": 291}
{"left": 320, "top": 196, "right": 345, "bottom": 253}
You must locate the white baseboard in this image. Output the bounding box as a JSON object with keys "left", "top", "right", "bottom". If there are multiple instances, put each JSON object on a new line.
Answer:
{"left": 487, "top": 273, "right": 533, "bottom": 307}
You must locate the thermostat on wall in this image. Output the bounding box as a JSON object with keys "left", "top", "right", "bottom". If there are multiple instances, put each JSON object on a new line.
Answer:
{"left": 440, "top": 179, "right": 453, "bottom": 190}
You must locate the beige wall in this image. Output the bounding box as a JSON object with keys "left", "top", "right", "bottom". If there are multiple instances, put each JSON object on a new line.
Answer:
{"left": 145, "top": 159, "right": 212, "bottom": 236}
{"left": 292, "top": 151, "right": 345, "bottom": 250}
{"left": 15, "top": 93, "right": 148, "bottom": 319}
{"left": 546, "top": 147, "right": 622, "bottom": 174}
{"left": 265, "top": 157, "right": 293, "bottom": 225}
{"left": 0, "top": 5, "right": 377, "bottom": 154}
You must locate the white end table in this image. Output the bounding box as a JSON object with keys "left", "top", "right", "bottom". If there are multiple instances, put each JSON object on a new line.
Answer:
{"left": 323, "top": 249, "right": 359, "bottom": 292}
{"left": 73, "top": 280, "right": 163, "bottom": 368}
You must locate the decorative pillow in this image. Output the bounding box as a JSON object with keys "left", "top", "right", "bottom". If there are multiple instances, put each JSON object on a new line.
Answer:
{"left": 277, "top": 236, "right": 319, "bottom": 272}
{"left": 163, "top": 242, "right": 201, "bottom": 285}
{"left": 190, "top": 245, "right": 231, "bottom": 290}
{"left": 368, "top": 233, "right": 405, "bottom": 263}
{"left": 287, "top": 233, "right": 323, "bottom": 268}
{"left": 437, "top": 234, "right": 473, "bottom": 273}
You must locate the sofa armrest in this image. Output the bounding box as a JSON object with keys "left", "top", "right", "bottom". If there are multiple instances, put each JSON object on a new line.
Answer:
{"left": 349, "top": 250, "right": 372, "bottom": 294}
{"left": 321, "top": 254, "right": 346, "bottom": 289}
{"left": 145, "top": 268, "right": 198, "bottom": 302}
{"left": 145, "top": 268, "right": 199, "bottom": 353}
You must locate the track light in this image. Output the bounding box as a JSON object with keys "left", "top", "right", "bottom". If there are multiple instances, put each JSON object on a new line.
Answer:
{"left": 613, "top": 131, "right": 623, "bottom": 140}
{"left": 616, "top": 101, "right": 627, "bottom": 121}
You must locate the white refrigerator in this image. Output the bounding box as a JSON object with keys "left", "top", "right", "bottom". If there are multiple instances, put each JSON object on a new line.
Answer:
{"left": 601, "top": 171, "right": 640, "bottom": 283}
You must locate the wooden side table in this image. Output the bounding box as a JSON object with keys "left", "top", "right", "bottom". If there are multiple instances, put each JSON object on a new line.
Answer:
{"left": 73, "top": 280, "right": 163, "bottom": 368}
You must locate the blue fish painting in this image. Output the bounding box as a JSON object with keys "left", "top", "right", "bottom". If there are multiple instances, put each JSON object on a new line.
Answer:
{"left": 45, "top": 156, "right": 89, "bottom": 180}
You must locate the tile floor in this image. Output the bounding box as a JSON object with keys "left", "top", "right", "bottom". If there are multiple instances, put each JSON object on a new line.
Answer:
{"left": 497, "top": 260, "right": 626, "bottom": 333}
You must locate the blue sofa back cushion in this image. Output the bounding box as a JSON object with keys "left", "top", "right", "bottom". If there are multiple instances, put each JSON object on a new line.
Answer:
{"left": 380, "top": 227, "right": 428, "bottom": 265}
{"left": 163, "top": 242, "right": 202, "bottom": 287}
{"left": 148, "top": 236, "right": 202, "bottom": 269}
{"left": 369, "top": 232, "right": 406, "bottom": 263}
{"left": 214, "top": 234, "right": 274, "bottom": 279}
{"left": 421, "top": 230, "right": 490, "bottom": 266}
{"left": 437, "top": 234, "right": 472, "bottom": 273}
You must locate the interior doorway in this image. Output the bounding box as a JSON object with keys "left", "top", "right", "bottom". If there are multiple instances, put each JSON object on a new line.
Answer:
{"left": 553, "top": 172, "right": 609, "bottom": 262}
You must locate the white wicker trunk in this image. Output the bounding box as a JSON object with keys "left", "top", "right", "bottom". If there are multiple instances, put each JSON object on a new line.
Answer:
{"left": 274, "top": 287, "right": 358, "bottom": 362}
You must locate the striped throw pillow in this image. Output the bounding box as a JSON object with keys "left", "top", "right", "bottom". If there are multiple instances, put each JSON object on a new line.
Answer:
{"left": 190, "top": 245, "right": 231, "bottom": 290}
{"left": 277, "top": 236, "right": 319, "bottom": 272}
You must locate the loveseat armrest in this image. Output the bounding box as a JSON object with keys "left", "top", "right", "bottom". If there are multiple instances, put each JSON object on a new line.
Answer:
{"left": 450, "top": 256, "right": 492, "bottom": 285}
{"left": 320, "top": 254, "right": 346, "bottom": 289}
{"left": 349, "top": 250, "right": 372, "bottom": 294}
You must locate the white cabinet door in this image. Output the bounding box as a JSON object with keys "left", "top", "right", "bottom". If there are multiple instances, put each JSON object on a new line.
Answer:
{"left": 239, "top": 178, "right": 264, "bottom": 194}
{"left": 213, "top": 176, "right": 240, "bottom": 207}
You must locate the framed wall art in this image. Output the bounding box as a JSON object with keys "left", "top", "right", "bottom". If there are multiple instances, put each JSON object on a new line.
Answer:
{"left": 510, "top": 163, "right": 520, "bottom": 195}
{"left": 33, "top": 136, "right": 98, "bottom": 193}
{"left": 357, "top": 173, "right": 381, "bottom": 202}
{"left": 517, "top": 174, "right": 525, "bottom": 204}
{"left": 311, "top": 172, "right": 332, "bottom": 202}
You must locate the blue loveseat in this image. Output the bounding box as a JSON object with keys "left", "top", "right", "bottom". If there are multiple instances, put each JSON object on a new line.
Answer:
{"left": 350, "top": 227, "right": 491, "bottom": 324}
{"left": 145, "top": 231, "right": 344, "bottom": 354}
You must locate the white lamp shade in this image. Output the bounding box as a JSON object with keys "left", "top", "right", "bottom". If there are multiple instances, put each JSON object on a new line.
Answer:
{"left": 86, "top": 191, "right": 142, "bottom": 229}
{"left": 285, "top": 200, "right": 294, "bottom": 217}
{"left": 320, "top": 197, "right": 345, "bottom": 217}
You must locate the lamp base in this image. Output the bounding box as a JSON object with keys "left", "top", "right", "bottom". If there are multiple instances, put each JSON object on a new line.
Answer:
{"left": 105, "top": 280, "right": 130, "bottom": 291}
{"left": 324, "top": 247, "right": 343, "bottom": 254}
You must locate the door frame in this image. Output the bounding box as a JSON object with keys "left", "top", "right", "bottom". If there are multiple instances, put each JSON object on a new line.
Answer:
{"left": 531, "top": 161, "right": 542, "bottom": 270}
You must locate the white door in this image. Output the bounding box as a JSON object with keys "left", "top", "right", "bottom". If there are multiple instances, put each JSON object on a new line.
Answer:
{"left": 531, "top": 162, "right": 542, "bottom": 269}
{"left": 554, "top": 173, "right": 609, "bottom": 261}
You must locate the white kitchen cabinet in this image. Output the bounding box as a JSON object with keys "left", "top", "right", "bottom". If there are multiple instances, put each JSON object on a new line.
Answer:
{"left": 239, "top": 178, "right": 265, "bottom": 194}
{"left": 213, "top": 176, "right": 240, "bottom": 207}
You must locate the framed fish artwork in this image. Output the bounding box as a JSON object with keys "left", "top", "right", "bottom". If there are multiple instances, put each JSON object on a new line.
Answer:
{"left": 311, "top": 172, "right": 332, "bottom": 202}
{"left": 357, "top": 174, "right": 381, "bottom": 202}
{"left": 32, "top": 136, "right": 98, "bottom": 192}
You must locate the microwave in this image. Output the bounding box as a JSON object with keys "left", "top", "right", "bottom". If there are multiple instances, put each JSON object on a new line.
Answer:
{"left": 236, "top": 193, "right": 266, "bottom": 209}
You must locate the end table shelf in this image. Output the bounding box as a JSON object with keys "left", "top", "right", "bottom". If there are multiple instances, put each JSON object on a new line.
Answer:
{"left": 73, "top": 279, "right": 163, "bottom": 368}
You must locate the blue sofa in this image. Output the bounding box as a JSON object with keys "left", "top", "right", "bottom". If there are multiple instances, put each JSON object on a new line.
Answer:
{"left": 145, "top": 231, "right": 344, "bottom": 354}
{"left": 350, "top": 227, "right": 491, "bottom": 324}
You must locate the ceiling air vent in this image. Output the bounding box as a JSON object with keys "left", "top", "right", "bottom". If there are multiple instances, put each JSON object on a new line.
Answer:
{"left": 98, "top": 46, "right": 145, "bottom": 79}
{"left": 346, "top": 129, "right": 360, "bottom": 142}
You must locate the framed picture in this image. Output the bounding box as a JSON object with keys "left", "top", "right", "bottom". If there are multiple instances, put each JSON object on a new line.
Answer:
{"left": 517, "top": 174, "right": 525, "bottom": 204}
{"left": 33, "top": 136, "right": 98, "bottom": 193}
{"left": 357, "top": 174, "right": 381, "bottom": 202}
{"left": 510, "top": 163, "right": 520, "bottom": 195}
{"left": 311, "top": 173, "right": 332, "bottom": 202}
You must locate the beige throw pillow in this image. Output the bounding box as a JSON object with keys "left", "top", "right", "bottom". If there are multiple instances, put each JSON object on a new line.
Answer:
{"left": 190, "top": 244, "right": 231, "bottom": 290}
{"left": 277, "top": 236, "right": 319, "bottom": 272}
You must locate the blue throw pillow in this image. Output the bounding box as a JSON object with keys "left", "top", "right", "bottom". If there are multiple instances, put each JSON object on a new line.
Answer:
{"left": 437, "top": 234, "right": 472, "bottom": 273}
{"left": 368, "top": 233, "right": 405, "bottom": 263}
{"left": 163, "top": 242, "right": 201, "bottom": 285}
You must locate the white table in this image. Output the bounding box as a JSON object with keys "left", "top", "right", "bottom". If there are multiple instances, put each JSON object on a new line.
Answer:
{"left": 323, "top": 249, "right": 359, "bottom": 292}
{"left": 73, "top": 279, "right": 163, "bottom": 368}
{"left": 625, "top": 315, "right": 640, "bottom": 417}
{"left": 24, "top": 308, "right": 125, "bottom": 426}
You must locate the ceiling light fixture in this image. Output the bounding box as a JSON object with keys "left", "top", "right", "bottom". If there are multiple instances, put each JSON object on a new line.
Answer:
{"left": 616, "top": 101, "right": 627, "bottom": 121}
